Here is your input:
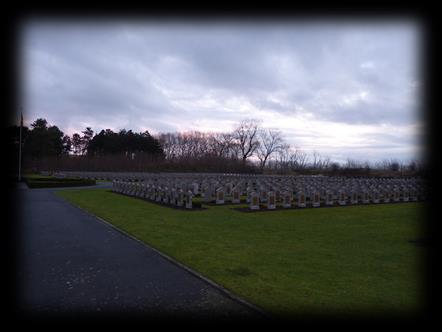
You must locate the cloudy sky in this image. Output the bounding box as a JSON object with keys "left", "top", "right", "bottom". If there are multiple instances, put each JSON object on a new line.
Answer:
{"left": 20, "top": 18, "right": 424, "bottom": 163}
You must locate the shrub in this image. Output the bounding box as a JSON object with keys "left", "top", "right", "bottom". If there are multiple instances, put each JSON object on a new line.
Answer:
{"left": 192, "top": 201, "right": 202, "bottom": 209}
{"left": 25, "top": 177, "right": 96, "bottom": 188}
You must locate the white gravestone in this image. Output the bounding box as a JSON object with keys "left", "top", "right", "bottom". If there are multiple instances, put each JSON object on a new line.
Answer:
{"left": 267, "top": 191, "right": 276, "bottom": 210}
{"left": 150, "top": 186, "right": 156, "bottom": 201}
{"left": 362, "top": 191, "right": 369, "bottom": 204}
{"left": 282, "top": 192, "right": 292, "bottom": 208}
{"left": 325, "top": 191, "right": 334, "bottom": 206}
{"left": 185, "top": 191, "right": 193, "bottom": 209}
{"left": 312, "top": 192, "right": 320, "bottom": 208}
{"left": 297, "top": 192, "right": 306, "bottom": 208}
{"left": 410, "top": 189, "right": 417, "bottom": 201}
{"left": 163, "top": 187, "right": 170, "bottom": 203}
{"left": 156, "top": 188, "right": 162, "bottom": 202}
{"left": 338, "top": 191, "right": 346, "bottom": 206}
{"left": 203, "top": 187, "right": 212, "bottom": 203}
{"left": 250, "top": 192, "right": 260, "bottom": 210}
{"left": 232, "top": 188, "right": 240, "bottom": 204}
{"left": 246, "top": 189, "right": 252, "bottom": 203}
{"left": 216, "top": 188, "right": 225, "bottom": 205}
{"left": 177, "top": 190, "right": 184, "bottom": 207}
{"left": 260, "top": 190, "right": 268, "bottom": 203}
{"left": 372, "top": 191, "right": 380, "bottom": 204}
{"left": 402, "top": 190, "right": 409, "bottom": 202}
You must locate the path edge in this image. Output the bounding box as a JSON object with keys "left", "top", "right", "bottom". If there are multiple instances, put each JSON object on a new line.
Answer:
{"left": 54, "top": 191, "right": 272, "bottom": 319}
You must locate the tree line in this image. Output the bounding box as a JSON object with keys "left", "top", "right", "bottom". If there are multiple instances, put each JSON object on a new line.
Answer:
{"left": 8, "top": 117, "right": 426, "bottom": 177}
{"left": 8, "top": 118, "right": 164, "bottom": 158}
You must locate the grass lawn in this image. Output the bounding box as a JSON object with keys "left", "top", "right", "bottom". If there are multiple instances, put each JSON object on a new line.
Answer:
{"left": 57, "top": 188, "right": 426, "bottom": 318}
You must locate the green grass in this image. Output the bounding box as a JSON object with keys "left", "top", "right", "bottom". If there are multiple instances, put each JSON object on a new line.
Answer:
{"left": 57, "top": 188, "right": 426, "bottom": 317}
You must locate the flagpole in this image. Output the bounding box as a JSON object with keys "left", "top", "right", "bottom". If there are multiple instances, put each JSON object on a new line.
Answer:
{"left": 18, "top": 110, "right": 23, "bottom": 182}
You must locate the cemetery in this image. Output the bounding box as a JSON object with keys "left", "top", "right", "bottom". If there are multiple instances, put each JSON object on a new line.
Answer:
{"left": 58, "top": 171, "right": 426, "bottom": 211}
{"left": 57, "top": 184, "right": 425, "bottom": 316}
{"left": 14, "top": 22, "right": 428, "bottom": 318}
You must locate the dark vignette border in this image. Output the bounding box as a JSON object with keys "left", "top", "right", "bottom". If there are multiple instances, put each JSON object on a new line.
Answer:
{"left": 3, "top": 2, "right": 438, "bottom": 328}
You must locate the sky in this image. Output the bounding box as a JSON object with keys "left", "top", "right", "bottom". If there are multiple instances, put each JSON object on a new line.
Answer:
{"left": 20, "top": 18, "right": 424, "bottom": 164}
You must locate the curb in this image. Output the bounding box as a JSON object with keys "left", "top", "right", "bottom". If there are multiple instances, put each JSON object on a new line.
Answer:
{"left": 54, "top": 190, "right": 272, "bottom": 319}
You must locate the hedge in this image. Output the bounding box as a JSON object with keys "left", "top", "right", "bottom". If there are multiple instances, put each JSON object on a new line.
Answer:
{"left": 25, "top": 178, "right": 96, "bottom": 188}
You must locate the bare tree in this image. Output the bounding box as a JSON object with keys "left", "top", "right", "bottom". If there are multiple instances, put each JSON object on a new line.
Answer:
{"left": 207, "top": 132, "right": 237, "bottom": 158}
{"left": 310, "top": 150, "right": 331, "bottom": 170}
{"left": 311, "top": 151, "right": 320, "bottom": 169}
{"left": 289, "top": 148, "right": 308, "bottom": 170}
{"left": 233, "top": 119, "right": 261, "bottom": 163}
{"left": 345, "top": 158, "right": 366, "bottom": 169}
{"left": 256, "top": 129, "right": 285, "bottom": 170}
{"left": 157, "top": 132, "right": 180, "bottom": 160}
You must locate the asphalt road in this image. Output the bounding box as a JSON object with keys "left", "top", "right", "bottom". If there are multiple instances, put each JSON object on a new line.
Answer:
{"left": 15, "top": 183, "right": 264, "bottom": 320}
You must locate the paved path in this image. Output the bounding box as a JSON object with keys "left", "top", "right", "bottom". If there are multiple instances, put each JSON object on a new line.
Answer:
{"left": 16, "top": 183, "right": 263, "bottom": 319}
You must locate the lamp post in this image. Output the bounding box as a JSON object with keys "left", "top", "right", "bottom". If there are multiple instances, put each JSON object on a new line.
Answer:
{"left": 18, "top": 110, "right": 23, "bottom": 182}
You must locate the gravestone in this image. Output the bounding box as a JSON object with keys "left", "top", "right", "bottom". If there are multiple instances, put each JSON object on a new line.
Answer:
{"left": 232, "top": 187, "right": 241, "bottom": 204}
{"left": 282, "top": 191, "right": 291, "bottom": 208}
{"left": 150, "top": 186, "right": 156, "bottom": 201}
{"left": 171, "top": 188, "right": 177, "bottom": 205}
{"left": 372, "top": 191, "right": 380, "bottom": 204}
{"left": 185, "top": 190, "right": 193, "bottom": 209}
{"left": 177, "top": 189, "right": 184, "bottom": 207}
{"left": 129, "top": 183, "right": 135, "bottom": 196}
{"left": 267, "top": 191, "right": 276, "bottom": 210}
{"left": 156, "top": 188, "right": 162, "bottom": 202}
{"left": 164, "top": 188, "right": 171, "bottom": 204}
{"left": 143, "top": 185, "right": 150, "bottom": 199}
{"left": 260, "top": 190, "right": 268, "bottom": 203}
{"left": 192, "top": 182, "right": 199, "bottom": 195}
{"left": 275, "top": 190, "right": 281, "bottom": 203}
{"left": 138, "top": 184, "right": 145, "bottom": 198}
{"left": 225, "top": 183, "right": 233, "bottom": 196}
{"left": 382, "top": 190, "right": 390, "bottom": 203}
{"left": 350, "top": 191, "right": 358, "bottom": 205}
{"left": 297, "top": 192, "right": 306, "bottom": 208}
{"left": 312, "top": 191, "right": 320, "bottom": 208}
{"left": 325, "top": 191, "right": 334, "bottom": 206}
{"left": 216, "top": 188, "right": 225, "bottom": 204}
{"left": 250, "top": 192, "right": 260, "bottom": 210}
{"left": 393, "top": 190, "right": 400, "bottom": 202}
{"left": 246, "top": 189, "right": 252, "bottom": 204}
{"left": 202, "top": 187, "right": 211, "bottom": 203}
{"left": 338, "top": 191, "right": 346, "bottom": 206}
{"left": 361, "top": 191, "right": 369, "bottom": 204}
{"left": 402, "top": 190, "right": 409, "bottom": 202}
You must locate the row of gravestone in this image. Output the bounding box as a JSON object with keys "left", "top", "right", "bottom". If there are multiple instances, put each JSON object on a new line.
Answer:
{"left": 111, "top": 180, "right": 422, "bottom": 210}
{"left": 59, "top": 171, "right": 427, "bottom": 210}
{"left": 112, "top": 181, "right": 196, "bottom": 209}
{"left": 59, "top": 171, "right": 424, "bottom": 193}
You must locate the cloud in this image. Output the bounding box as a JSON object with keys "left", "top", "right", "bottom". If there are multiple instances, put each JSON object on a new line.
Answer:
{"left": 20, "top": 19, "right": 422, "bottom": 162}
